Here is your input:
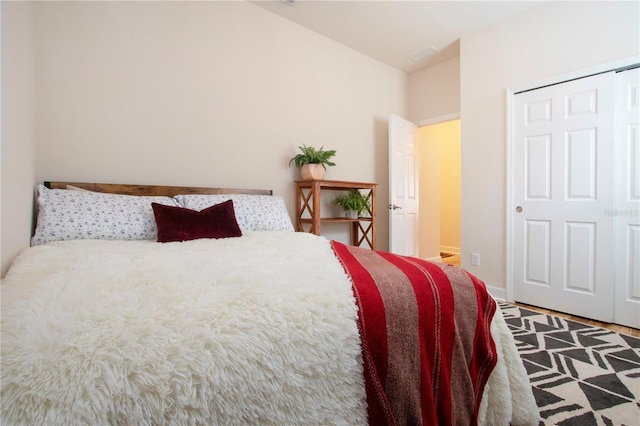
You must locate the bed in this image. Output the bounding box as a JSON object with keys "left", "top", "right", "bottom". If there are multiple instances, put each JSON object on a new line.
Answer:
{"left": 1, "top": 181, "right": 540, "bottom": 425}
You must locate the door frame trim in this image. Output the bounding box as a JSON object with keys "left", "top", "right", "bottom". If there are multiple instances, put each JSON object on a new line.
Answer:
{"left": 505, "top": 55, "right": 640, "bottom": 303}
{"left": 415, "top": 112, "right": 460, "bottom": 127}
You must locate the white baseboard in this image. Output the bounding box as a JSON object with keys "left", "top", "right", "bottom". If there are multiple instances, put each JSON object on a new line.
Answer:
{"left": 486, "top": 285, "right": 506, "bottom": 301}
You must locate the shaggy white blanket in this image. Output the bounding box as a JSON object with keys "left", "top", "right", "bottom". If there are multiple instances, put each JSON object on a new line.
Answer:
{"left": 1, "top": 232, "right": 538, "bottom": 425}
{"left": 2, "top": 232, "right": 367, "bottom": 425}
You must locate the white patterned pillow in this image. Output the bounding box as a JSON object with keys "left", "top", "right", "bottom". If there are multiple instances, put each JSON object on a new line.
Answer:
{"left": 31, "top": 184, "right": 179, "bottom": 246}
{"left": 174, "top": 194, "right": 294, "bottom": 233}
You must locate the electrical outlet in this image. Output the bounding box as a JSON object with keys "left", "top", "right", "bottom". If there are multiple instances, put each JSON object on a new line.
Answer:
{"left": 471, "top": 253, "right": 480, "bottom": 266}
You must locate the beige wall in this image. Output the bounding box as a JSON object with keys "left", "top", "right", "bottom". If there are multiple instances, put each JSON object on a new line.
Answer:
{"left": 1, "top": 1, "right": 408, "bottom": 275}
{"left": 416, "top": 120, "right": 461, "bottom": 260}
{"left": 4, "top": 1, "right": 637, "bottom": 281}
{"left": 416, "top": 125, "right": 440, "bottom": 260}
{"left": 1, "top": 1, "right": 36, "bottom": 277}
{"left": 409, "top": 55, "right": 461, "bottom": 262}
{"left": 460, "top": 1, "right": 639, "bottom": 292}
{"left": 408, "top": 56, "right": 460, "bottom": 124}
{"left": 438, "top": 120, "right": 460, "bottom": 254}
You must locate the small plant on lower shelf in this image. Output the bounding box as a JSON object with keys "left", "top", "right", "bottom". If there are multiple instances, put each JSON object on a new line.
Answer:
{"left": 332, "top": 189, "right": 370, "bottom": 219}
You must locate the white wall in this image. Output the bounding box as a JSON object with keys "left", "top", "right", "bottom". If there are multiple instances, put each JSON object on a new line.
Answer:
{"left": 460, "top": 1, "right": 639, "bottom": 293}
{"left": 1, "top": 1, "right": 36, "bottom": 277}
{"left": 1, "top": 1, "right": 408, "bottom": 275}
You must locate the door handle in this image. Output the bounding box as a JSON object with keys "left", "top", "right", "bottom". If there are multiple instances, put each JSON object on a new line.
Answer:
{"left": 389, "top": 204, "right": 402, "bottom": 210}
{"left": 515, "top": 206, "right": 523, "bottom": 213}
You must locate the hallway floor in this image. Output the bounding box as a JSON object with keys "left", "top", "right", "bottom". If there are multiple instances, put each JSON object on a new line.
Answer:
{"left": 441, "top": 253, "right": 460, "bottom": 266}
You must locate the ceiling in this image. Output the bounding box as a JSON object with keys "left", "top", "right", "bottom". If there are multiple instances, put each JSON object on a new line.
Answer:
{"left": 251, "top": 0, "right": 545, "bottom": 74}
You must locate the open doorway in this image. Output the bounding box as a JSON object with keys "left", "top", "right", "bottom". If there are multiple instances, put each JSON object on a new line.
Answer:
{"left": 416, "top": 119, "right": 461, "bottom": 266}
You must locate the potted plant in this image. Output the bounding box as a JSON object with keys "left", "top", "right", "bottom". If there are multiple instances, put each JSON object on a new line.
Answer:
{"left": 332, "top": 189, "right": 370, "bottom": 219}
{"left": 288, "top": 144, "right": 337, "bottom": 180}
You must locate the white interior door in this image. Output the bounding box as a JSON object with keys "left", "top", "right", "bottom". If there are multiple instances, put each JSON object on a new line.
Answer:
{"left": 388, "top": 114, "right": 419, "bottom": 256}
{"left": 613, "top": 67, "right": 640, "bottom": 328}
{"left": 512, "top": 72, "right": 615, "bottom": 322}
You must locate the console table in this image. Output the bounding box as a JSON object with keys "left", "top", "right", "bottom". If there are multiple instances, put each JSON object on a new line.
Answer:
{"left": 295, "top": 180, "right": 377, "bottom": 249}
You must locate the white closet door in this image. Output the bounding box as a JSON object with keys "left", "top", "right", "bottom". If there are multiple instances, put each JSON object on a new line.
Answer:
{"left": 614, "top": 67, "right": 640, "bottom": 328}
{"left": 512, "top": 72, "right": 615, "bottom": 322}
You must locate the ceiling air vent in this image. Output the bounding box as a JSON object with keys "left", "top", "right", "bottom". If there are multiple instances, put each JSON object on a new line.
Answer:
{"left": 408, "top": 46, "right": 439, "bottom": 62}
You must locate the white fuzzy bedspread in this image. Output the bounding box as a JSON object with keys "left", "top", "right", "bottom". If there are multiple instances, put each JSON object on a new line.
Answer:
{"left": 1, "top": 232, "right": 367, "bottom": 425}
{"left": 1, "top": 232, "right": 538, "bottom": 425}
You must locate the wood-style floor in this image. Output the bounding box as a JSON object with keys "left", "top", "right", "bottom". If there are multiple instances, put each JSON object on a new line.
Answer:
{"left": 440, "top": 253, "right": 640, "bottom": 338}
{"left": 514, "top": 302, "right": 640, "bottom": 338}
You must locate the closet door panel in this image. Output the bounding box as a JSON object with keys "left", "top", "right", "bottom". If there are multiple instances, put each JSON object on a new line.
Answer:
{"left": 614, "top": 67, "right": 640, "bottom": 329}
{"left": 512, "top": 72, "right": 615, "bottom": 322}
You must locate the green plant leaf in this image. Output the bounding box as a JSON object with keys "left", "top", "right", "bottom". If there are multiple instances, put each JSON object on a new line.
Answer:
{"left": 288, "top": 144, "right": 337, "bottom": 169}
{"left": 332, "top": 189, "right": 370, "bottom": 214}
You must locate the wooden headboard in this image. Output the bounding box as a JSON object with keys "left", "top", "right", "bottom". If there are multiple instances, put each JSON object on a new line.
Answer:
{"left": 44, "top": 182, "right": 273, "bottom": 197}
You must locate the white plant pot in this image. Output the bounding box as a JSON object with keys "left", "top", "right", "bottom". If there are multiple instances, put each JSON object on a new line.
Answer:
{"left": 300, "top": 164, "right": 325, "bottom": 180}
{"left": 345, "top": 210, "right": 359, "bottom": 219}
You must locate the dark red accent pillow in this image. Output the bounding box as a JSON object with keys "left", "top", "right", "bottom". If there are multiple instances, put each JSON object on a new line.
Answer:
{"left": 152, "top": 200, "right": 242, "bottom": 243}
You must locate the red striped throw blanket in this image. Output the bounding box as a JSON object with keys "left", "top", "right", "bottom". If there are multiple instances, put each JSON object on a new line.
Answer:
{"left": 331, "top": 241, "right": 498, "bottom": 426}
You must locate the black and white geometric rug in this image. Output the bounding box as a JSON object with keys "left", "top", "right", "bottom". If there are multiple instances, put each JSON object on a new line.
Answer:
{"left": 499, "top": 302, "right": 640, "bottom": 426}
